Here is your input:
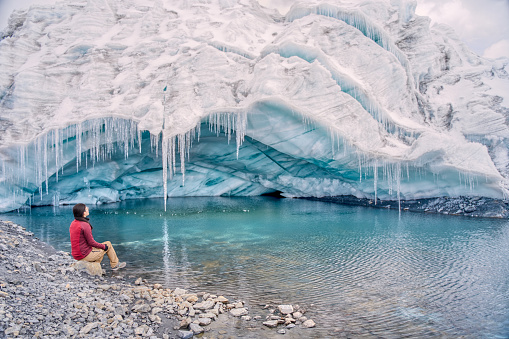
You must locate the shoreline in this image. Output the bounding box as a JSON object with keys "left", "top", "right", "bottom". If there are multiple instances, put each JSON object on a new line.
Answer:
{"left": 302, "top": 195, "right": 509, "bottom": 218}
{"left": 0, "top": 220, "right": 318, "bottom": 339}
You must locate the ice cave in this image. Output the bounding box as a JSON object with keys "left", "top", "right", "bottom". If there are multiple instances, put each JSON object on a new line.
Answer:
{"left": 0, "top": 0, "right": 508, "bottom": 213}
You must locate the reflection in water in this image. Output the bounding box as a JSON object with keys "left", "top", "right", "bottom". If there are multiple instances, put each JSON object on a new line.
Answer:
{"left": 162, "top": 219, "right": 171, "bottom": 287}
{"left": 2, "top": 197, "right": 509, "bottom": 338}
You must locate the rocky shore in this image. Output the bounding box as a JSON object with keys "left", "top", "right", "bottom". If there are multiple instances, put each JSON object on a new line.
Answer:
{"left": 0, "top": 220, "right": 316, "bottom": 338}
{"left": 304, "top": 195, "right": 509, "bottom": 218}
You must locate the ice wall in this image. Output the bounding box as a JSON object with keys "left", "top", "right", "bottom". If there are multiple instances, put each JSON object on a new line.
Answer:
{"left": 0, "top": 0, "right": 508, "bottom": 212}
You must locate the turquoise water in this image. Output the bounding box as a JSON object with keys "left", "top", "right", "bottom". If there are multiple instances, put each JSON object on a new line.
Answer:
{"left": 3, "top": 197, "right": 509, "bottom": 338}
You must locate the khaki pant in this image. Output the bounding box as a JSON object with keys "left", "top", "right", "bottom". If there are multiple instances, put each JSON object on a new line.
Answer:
{"left": 82, "top": 241, "right": 119, "bottom": 269}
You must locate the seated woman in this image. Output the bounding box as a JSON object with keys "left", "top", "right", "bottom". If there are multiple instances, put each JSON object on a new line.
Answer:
{"left": 69, "top": 203, "right": 126, "bottom": 271}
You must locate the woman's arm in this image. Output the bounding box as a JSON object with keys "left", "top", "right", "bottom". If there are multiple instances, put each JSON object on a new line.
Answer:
{"left": 82, "top": 223, "right": 107, "bottom": 250}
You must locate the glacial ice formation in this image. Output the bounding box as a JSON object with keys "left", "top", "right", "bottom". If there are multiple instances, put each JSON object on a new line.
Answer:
{"left": 0, "top": 0, "right": 508, "bottom": 212}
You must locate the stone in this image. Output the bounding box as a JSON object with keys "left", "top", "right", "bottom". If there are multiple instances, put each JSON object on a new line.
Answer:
{"left": 286, "top": 324, "right": 296, "bottom": 329}
{"left": 195, "top": 300, "right": 215, "bottom": 310}
{"left": 180, "top": 317, "right": 192, "bottom": 328}
{"left": 178, "top": 330, "right": 194, "bottom": 339}
{"left": 241, "top": 315, "right": 251, "bottom": 321}
{"left": 234, "top": 301, "right": 243, "bottom": 308}
{"left": 278, "top": 329, "right": 287, "bottom": 334}
{"left": 135, "top": 277, "right": 143, "bottom": 285}
{"left": 152, "top": 307, "right": 163, "bottom": 314}
{"left": 72, "top": 261, "right": 103, "bottom": 276}
{"left": 464, "top": 205, "right": 476, "bottom": 213}
{"left": 216, "top": 296, "right": 228, "bottom": 303}
{"left": 186, "top": 295, "right": 198, "bottom": 303}
{"left": 292, "top": 312, "right": 303, "bottom": 319}
{"left": 153, "top": 283, "right": 163, "bottom": 289}
{"left": 174, "top": 287, "right": 187, "bottom": 296}
{"left": 80, "top": 322, "right": 99, "bottom": 334}
{"left": 135, "top": 324, "right": 148, "bottom": 335}
{"left": 200, "top": 312, "right": 216, "bottom": 319}
{"left": 263, "top": 320, "right": 279, "bottom": 328}
{"left": 302, "top": 319, "right": 316, "bottom": 328}
{"left": 278, "top": 305, "right": 294, "bottom": 315}
{"left": 284, "top": 317, "right": 295, "bottom": 325}
{"left": 230, "top": 308, "right": 248, "bottom": 317}
{"left": 189, "top": 323, "right": 204, "bottom": 334}
{"left": 198, "top": 317, "right": 212, "bottom": 326}
{"left": 132, "top": 303, "right": 151, "bottom": 313}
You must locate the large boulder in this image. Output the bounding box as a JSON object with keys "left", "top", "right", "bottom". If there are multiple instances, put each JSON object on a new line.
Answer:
{"left": 71, "top": 261, "right": 104, "bottom": 276}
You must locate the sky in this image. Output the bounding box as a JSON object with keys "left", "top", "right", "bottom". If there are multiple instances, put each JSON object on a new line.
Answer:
{"left": 0, "top": 0, "right": 508, "bottom": 58}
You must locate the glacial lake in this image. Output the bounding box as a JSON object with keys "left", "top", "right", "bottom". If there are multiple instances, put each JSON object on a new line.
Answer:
{"left": 3, "top": 197, "right": 509, "bottom": 338}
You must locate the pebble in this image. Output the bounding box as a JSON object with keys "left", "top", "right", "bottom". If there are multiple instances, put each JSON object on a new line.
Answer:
{"left": 263, "top": 320, "right": 279, "bottom": 328}
{"left": 302, "top": 319, "right": 316, "bottom": 328}
{"left": 278, "top": 305, "right": 294, "bottom": 314}
{"left": 230, "top": 307, "right": 248, "bottom": 317}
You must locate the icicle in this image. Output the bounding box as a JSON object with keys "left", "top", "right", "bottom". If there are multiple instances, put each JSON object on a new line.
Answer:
{"left": 162, "top": 134, "right": 168, "bottom": 212}
{"left": 396, "top": 163, "right": 401, "bottom": 213}
{"left": 138, "top": 129, "right": 142, "bottom": 153}
{"left": 358, "top": 154, "right": 362, "bottom": 182}
{"left": 178, "top": 134, "right": 185, "bottom": 185}
{"left": 236, "top": 111, "right": 247, "bottom": 159}
{"left": 76, "top": 122, "right": 82, "bottom": 172}
{"left": 373, "top": 159, "right": 378, "bottom": 205}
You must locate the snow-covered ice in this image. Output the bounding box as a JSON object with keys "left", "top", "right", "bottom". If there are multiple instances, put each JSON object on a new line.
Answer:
{"left": 0, "top": 0, "right": 508, "bottom": 212}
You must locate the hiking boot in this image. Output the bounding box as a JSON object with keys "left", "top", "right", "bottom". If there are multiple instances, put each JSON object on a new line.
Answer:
{"left": 112, "top": 262, "right": 126, "bottom": 270}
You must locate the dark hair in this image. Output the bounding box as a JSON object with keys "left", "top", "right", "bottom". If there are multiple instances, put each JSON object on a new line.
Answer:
{"left": 73, "top": 203, "right": 87, "bottom": 218}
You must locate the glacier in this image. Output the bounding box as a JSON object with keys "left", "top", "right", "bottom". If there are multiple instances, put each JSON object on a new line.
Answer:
{"left": 0, "top": 0, "right": 508, "bottom": 213}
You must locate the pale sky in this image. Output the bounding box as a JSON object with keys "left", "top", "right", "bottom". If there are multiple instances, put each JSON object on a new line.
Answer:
{"left": 1, "top": 0, "right": 508, "bottom": 58}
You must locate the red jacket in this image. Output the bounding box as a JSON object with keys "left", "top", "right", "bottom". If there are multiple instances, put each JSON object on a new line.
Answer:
{"left": 69, "top": 219, "right": 106, "bottom": 260}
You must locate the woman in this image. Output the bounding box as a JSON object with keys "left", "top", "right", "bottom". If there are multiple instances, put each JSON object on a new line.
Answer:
{"left": 69, "top": 203, "right": 126, "bottom": 270}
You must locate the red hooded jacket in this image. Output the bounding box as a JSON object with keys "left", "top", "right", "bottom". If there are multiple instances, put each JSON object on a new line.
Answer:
{"left": 69, "top": 219, "right": 106, "bottom": 260}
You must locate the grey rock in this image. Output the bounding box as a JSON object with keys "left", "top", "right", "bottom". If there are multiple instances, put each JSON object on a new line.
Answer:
{"left": 178, "top": 330, "right": 194, "bottom": 339}
{"left": 278, "top": 305, "right": 294, "bottom": 315}
{"left": 194, "top": 299, "right": 215, "bottom": 310}
{"left": 263, "top": 320, "right": 279, "bottom": 328}
{"left": 230, "top": 307, "right": 248, "bottom": 317}
{"left": 174, "top": 287, "right": 187, "bottom": 296}
{"left": 189, "top": 323, "right": 204, "bottom": 334}
{"left": 132, "top": 303, "right": 151, "bottom": 313}
{"left": 302, "top": 319, "right": 316, "bottom": 328}
{"left": 198, "top": 317, "right": 212, "bottom": 326}
{"left": 79, "top": 322, "right": 100, "bottom": 334}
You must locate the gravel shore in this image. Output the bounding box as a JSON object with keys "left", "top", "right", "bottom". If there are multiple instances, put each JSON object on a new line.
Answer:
{"left": 0, "top": 220, "right": 316, "bottom": 339}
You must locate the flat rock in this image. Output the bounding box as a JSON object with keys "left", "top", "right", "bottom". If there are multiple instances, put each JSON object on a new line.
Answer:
{"left": 263, "top": 320, "right": 279, "bottom": 328}
{"left": 302, "top": 319, "right": 316, "bottom": 328}
{"left": 79, "top": 322, "right": 99, "bottom": 334}
{"left": 278, "top": 305, "right": 294, "bottom": 315}
{"left": 174, "top": 287, "right": 187, "bottom": 296}
{"left": 189, "top": 323, "right": 204, "bottom": 334}
{"left": 230, "top": 307, "right": 248, "bottom": 317}
{"left": 72, "top": 261, "right": 103, "bottom": 276}
{"left": 198, "top": 317, "right": 212, "bottom": 326}
{"left": 178, "top": 330, "right": 194, "bottom": 339}
{"left": 195, "top": 299, "right": 215, "bottom": 310}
